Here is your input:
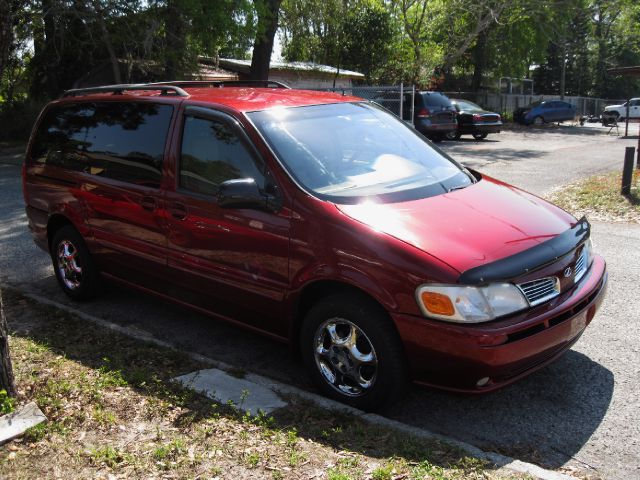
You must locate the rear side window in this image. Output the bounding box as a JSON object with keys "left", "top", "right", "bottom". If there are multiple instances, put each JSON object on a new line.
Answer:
{"left": 31, "top": 102, "right": 173, "bottom": 188}
{"left": 179, "top": 115, "right": 265, "bottom": 196}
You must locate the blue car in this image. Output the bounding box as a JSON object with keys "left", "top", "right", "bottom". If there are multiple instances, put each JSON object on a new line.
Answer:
{"left": 514, "top": 100, "right": 576, "bottom": 125}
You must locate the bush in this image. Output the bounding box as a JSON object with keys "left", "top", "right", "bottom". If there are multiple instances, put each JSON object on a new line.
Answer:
{"left": 0, "top": 100, "right": 45, "bottom": 142}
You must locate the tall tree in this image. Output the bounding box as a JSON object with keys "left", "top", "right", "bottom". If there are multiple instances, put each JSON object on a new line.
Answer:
{"left": 250, "top": 0, "right": 282, "bottom": 80}
{"left": 0, "top": 0, "right": 15, "bottom": 81}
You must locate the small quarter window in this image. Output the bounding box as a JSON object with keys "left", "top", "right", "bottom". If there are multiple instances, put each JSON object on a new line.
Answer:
{"left": 180, "top": 115, "right": 264, "bottom": 196}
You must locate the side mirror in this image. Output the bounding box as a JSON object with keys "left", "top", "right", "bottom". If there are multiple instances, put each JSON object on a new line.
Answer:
{"left": 217, "top": 178, "right": 281, "bottom": 212}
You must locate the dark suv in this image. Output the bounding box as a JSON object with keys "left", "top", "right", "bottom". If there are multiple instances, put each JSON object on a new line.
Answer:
{"left": 403, "top": 91, "right": 457, "bottom": 142}
{"left": 23, "top": 82, "right": 607, "bottom": 410}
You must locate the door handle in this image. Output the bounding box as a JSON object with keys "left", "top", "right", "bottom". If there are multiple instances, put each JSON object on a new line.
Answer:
{"left": 141, "top": 196, "right": 157, "bottom": 211}
{"left": 169, "top": 202, "right": 187, "bottom": 220}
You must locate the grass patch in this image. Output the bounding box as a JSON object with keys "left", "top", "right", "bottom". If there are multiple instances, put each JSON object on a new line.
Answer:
{"left": 548, "top": 170, "right": 640, "bottom": 223}
{"left": 0, "top": 287, "right": 527, "bottom": 479}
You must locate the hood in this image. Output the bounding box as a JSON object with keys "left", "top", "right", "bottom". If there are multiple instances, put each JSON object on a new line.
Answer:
{"left": 604, "top": 104, "right": 623, "bottom": 111}
{"left": 336, "top": 175, "right": 576, "bottom": 275}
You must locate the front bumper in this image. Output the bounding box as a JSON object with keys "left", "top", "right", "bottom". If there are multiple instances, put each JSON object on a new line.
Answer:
{"left": 460, "top": 122, "right": 502, "bottom": 134}
{"left": 393, "top": 255, "right": 607, "bottom": 392}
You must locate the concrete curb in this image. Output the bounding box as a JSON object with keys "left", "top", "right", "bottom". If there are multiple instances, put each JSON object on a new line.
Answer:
{"left": 19, "top": 290, "right": 576, "bottom": 480}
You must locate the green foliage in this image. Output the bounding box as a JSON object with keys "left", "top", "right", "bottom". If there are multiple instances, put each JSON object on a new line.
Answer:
{"left": 2, "top": 0, "right": 639, "bottom": 104}
{"left": 0, "top": 389, "right": 15, "bottom": 414}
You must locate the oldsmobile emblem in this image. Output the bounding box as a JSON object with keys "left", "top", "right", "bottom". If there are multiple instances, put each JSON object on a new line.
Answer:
{"left": 563, "top": 266, "right": 573, "bottom": 278}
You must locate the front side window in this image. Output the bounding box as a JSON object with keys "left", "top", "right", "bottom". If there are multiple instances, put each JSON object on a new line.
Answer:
{"left": 249, "top": 102, "right": 473, "bottom": 203}
{"left": 180, "top": 115, "right": 265, "bottom": 196}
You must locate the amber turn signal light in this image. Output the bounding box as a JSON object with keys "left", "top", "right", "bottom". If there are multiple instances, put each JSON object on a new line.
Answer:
{"left": 420, "top": 291, "right": 455, "bottom": 316}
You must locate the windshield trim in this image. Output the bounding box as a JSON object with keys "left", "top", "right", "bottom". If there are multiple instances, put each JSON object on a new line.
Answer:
{"left": 245, "top": 101, "right": 477, "bottom": 205}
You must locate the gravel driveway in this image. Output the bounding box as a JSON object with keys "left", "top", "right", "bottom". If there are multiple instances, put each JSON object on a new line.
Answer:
{"left": 1, "top": 126, "right": 638, "bottom": 479}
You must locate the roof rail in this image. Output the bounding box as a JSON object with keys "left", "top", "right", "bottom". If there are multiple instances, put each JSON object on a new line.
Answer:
{"left": 62, "top": 84, "right": 190, "bottom": 98}
{"left": 149, "top": 80, "right": 291, "bottom": 89}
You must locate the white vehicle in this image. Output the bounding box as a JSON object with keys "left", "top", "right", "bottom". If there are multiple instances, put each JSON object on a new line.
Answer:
{"left": 603, "top": 98, "right": 640, "bottom": 120}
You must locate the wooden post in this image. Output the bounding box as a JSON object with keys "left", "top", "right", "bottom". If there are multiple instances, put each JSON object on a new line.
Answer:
{"left": 637, "top": 122, "right": 640, "bottom": 169}
{"left": 621, "top": 147, "right": 635, "bottom": 196}
{"left": 0, "top": 286, "right": 16, "bottom": 397}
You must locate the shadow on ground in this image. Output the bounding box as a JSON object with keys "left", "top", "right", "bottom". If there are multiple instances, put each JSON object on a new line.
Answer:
{"left": 389, "top": 351, "right": 613, "bottom": 470}
{"left": 15, "top": 277, "right": 614, "bottom": 473}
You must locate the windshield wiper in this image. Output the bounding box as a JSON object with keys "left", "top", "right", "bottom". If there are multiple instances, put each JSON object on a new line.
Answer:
{"left": 447, "top": 184, "right": 468, "bottom": 193}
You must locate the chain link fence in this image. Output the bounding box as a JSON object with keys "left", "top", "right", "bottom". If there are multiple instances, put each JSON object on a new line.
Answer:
{"left": 310, "top": 85, "right": 416, "bottom": 122}
{"left": 445, "top": 92, "right": 623, "bottom": 118}
{"left": 311, "top": 85, "right": 623, "bottom": 120}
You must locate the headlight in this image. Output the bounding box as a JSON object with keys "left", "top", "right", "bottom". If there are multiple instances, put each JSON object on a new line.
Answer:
{"left": 416, "top": 283, "right": 529, "bottom": 323}
{"left": 584, "top": 238, "right": 594, "bottom": 267}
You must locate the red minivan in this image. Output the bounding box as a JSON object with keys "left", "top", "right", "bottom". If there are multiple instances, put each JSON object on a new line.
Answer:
{"left": 23, "top": 82, "right": 607, "bottom": 410}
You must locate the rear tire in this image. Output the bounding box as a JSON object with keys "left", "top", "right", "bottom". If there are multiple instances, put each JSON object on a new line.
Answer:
{"left": 300, "top": 293, "right": 407, "bottom": 411}
{"left": 472, "top": 133, "right": 488, "bottom": 140}
{"left": 51, "top": 225, "right": 100, "bottom": 301}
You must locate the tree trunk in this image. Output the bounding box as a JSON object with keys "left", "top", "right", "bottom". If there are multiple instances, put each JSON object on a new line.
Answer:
{"left": 0, "top": 287, "right": 16, "bottom": 398}
{"left": 471, "top": 30, "right": 488, "bottom": 91}
{"left": 164, "top": 0, "right": 186, "bottom": 80}
{"left": 93, "top": 2, "right": 122, "bottom": 84}
{"left": 0, "top": 0, "right": 13, "bottom": 81}
{"left": 250, "top": 0, "right": 282, "bottom": 81}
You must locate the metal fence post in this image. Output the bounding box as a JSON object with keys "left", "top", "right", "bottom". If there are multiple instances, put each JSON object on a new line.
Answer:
{"left": 399, "top": 83, "right": 403, "bottom": 120}
{"left": 411, "top": 85, "right": 415, "bottom": 123}
{"left": 622, "top": 147, "right": 635, "bottom": 195}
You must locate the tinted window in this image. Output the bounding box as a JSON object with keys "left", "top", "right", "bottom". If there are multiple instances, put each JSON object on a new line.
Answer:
{"left": 419, "top": 93, "right": 452, "bottom": 107}
{"left": 180, "top": 115, "right": 264, "bottom": 196}
{"left": 31, "top": 102, "right": 173, "bottom": 187}
{"left": 249, "top": 102, "right": 472, "bottom": 203}
{"left": 453, "top": 100, "right": 483, "bottom": 112}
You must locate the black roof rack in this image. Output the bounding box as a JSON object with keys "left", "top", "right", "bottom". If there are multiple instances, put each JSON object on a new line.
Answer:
{"left": 62, "top": 84, "right": 190, "bottom": 98}
{"left": 148, "top": 80, "right": 291, "bottom": 89}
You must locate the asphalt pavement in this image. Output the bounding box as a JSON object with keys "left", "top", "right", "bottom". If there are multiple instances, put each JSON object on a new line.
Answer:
{"left": 1, "top": 126, "right": 638, "bottom": 479}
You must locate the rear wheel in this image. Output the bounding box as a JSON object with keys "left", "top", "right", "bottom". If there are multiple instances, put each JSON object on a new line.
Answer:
{"left": 430, "top": 134, "right": 444, "bottom": 143}
{"left": 300, "top": 293, "right": 406, "bottom": 411}
{"left": 51, "top": 225, "right": 100, "bottom": 300}
{"left": 472, "top": 132, "right": 488, "bottom": 140}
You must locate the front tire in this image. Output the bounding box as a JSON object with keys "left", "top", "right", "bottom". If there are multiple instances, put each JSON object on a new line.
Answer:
{"left": 533, "top": 116, "right": 544, "bottom": 126}
{"left": 445, "top": 130, "right": 460, "bottom": 140}
{"left": 300, "top": 293, "right": 407, "bottom": 411}
{"left": 51, "top": 225, "right": 100, "bottom": 301}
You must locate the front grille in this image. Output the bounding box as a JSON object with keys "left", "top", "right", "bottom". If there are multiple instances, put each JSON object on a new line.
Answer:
{"left": 479, "top": 114, "right": 500, "bottom": 123}
{"left": 517, "top": 277, "right": 560, "bottom": 306}
{"left": 574, "top": 246, "right": 587, "bottom": 283}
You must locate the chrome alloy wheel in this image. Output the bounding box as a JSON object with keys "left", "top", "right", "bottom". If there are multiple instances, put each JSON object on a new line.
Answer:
{"left": 57, "top": 240, "right": 83, "bottom": 290}
{"left": 313, "top": 318, "right": 378, "bottom": 397}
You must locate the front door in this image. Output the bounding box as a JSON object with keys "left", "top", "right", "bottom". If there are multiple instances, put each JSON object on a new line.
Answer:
{"left": 164, "top": 107, "right": 291, "bottom": 338}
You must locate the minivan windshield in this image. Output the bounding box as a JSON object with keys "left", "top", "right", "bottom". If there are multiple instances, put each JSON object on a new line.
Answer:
{"left": 248, "top": 102, "right": 473, "bottom": 203}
